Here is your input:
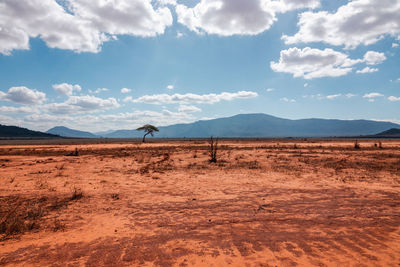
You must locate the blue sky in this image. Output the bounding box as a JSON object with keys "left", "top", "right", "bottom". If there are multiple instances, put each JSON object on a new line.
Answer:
{"left": 0, "top": 0, "right": 399, "bottom": 132}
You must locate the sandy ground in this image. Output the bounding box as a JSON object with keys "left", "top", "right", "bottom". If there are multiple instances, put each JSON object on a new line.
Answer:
{"left": 0, "top": 139, "right": 399, "bottom": 266}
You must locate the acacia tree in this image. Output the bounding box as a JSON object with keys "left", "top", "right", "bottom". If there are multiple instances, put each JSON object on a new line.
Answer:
{"left": 136, "top": 124, "right": 159, "bottom": 142}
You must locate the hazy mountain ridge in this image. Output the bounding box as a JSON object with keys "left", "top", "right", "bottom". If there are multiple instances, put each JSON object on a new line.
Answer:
{"left": 46, "top": 126, "right": 97, "bottom": 138}
{"left": 0, "top": 124, "right": 59, "bottom": 138}
{"left": 104, "top": 113, "right": 400, "bottom": 138}
{"left": 3, "top": 114, "right": 399, "bottom": 139}
{"left": 371, "top": 128, "right": 400, "bottom": 137}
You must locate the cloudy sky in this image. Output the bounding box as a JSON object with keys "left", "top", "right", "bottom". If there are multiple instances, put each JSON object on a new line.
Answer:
{"left": 0, "top": 0, "right": 399, "bottom": 132}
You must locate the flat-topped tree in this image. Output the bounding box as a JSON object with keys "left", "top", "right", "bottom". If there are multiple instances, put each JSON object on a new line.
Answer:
{"left": 136, "top": 124, "right": 159, "bottom": 142}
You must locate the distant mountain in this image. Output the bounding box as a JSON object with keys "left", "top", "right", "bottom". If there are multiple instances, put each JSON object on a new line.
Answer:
{"left": 104, "top": 113, "right": 400, "bottom": 138}
{"left": 46, "top": 126, "right": 97, "bottom": 138}
{"left": 0, "top": 124, "right": 59, "bottom": 138}
{"left": 372, "top": 128, "right": 400, "bottom": 137}
{"left": 94, "top": 130, "right": 115, "bottom": 136}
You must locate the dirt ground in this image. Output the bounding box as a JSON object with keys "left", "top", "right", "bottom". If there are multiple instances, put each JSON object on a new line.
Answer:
{"left": 0, "top": 139, "right": 399, "bottom": 266}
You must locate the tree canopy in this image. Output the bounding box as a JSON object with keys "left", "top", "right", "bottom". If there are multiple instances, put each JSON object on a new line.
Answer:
{"left": 136, "top": 124, "right": 159, "bottom": 142}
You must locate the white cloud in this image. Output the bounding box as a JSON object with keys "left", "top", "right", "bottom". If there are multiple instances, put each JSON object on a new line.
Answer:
{"left": 157, "top": 0, "right": 177, "bottom": 6}
{"left": 0, "top": 0, "right": 173, "bottom": 55}
{"left": 129, "top": 91, "right": 258, "bottom": 104}
{"left": 270, "top": 47, "right": 361, "bottom": 79}
{"left": 178, "top": 105, "right": 202, "bottom": 113}
{"left": 44, "top": 95, "right": 119, "bottom": 114}
{"left": 121, "top": 88, "right": 132, "bottom": 94}
{"left": 363, "top": 92, "right": 384, "bottom": 102}
{"left": 326, "top": 94, "right": 341, "bottom": 100}
{"left": 270, "top": 48, "right": 386, "bottom": 79}
{"left": 0, "top": 0, "right": 106, "bottom": 55}
{"left": 167, "top": 85, "right": 174, "bottom": 90}
{"left": 123, "top": 96, "right": 133, "bottom": 102}
{"left": 282, "top": 0, "right": 400, "bottom": 49}
{"left": 388, "top": 96, "right": 400, "bottom": 102}
{"left": 0, "top": 106, "right": 37, "bottom": 114}
{"left": 345, "top": 93, "right": 357, "bottom": 98}
{"left": 393, "top": 43, "right": 399, "bottom": 48}
{"left": 176, "top": 0, "right": 320, "bottom": 36}
{"left": 0, "top": 114, "right": 18, "bottom": 126}
{"left": 280, "top": 97, "right": 296, "bottom": 102}
{"left": 356, "top": 67, "right": 379, "bottom": 74}
{"left": 303, "top": 83, "right": 308, "bottom": 87}
{"left": 266, "top": 88, "right": 275, "bottom": 92}
{"left": 53, "top": 83, "right": 82, "bottom": 95}
{"left": 363, "top": 51, "right": 386, "bottom": 65}
{"left": 0, "top": 86, "right": 46, "bottom": 105}
{"left": 69, "top": 0, "right": 173, "bottom": 37}
{"left": 89, "top": 87, "right": 108, "bottom": 94}
{"left": 176, "top": 32, "right": 184, "bottom": 38}
{"left": 305, "top": 93, "right": 349, "bottom": 100}
{"left": 23, "top": 109, "right": 198, "bottom": 132}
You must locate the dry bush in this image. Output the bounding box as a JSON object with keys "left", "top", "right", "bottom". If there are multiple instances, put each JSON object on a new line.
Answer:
{"left": 354, "top": 140, "right": 360, "bottom": 149}
{"left": 70, "top": 187, "right": 83, "bottom": 201}
{"left": 209, "top": 137, "right": 218, "bottom": 163}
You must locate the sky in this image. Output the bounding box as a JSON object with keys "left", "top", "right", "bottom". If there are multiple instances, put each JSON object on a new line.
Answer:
{"left": 0, "top": 0, "right": 399, "bottom": 133}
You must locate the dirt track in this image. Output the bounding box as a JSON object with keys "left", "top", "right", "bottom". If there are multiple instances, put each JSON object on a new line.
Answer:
{"left": 1, "top": 139, "right": 400, "bottom": 266}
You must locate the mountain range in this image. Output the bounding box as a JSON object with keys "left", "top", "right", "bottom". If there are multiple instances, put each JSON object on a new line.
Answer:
{"left": 1, "top": 114, "right": 399, "bottom": 139}
{"left": 0, "top": 124, "right": 59, "bottom": 138}
{"left": 49, "top": 113, "right": 400, "bottom": 138}
{"left": 47, "top": 126, "right": 97, "bottom": 138}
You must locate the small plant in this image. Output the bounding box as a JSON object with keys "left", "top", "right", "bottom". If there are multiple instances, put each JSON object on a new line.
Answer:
{"left": 70, "top": 187, "right": 83, "bottom": 200}
{"left": 209, "top": 136, "right": 218, "bottom": 163}
{"left": 354, "top": 140, "right": 360, "bottom": 149}
{"left": 66, "top": 148, "right": 79, "bottom": 157}
{"left": 378, "top": 141, "right": 383, "bottom": 149}
{"left": 111, "top": 193, "right": 120, "bottom": 200}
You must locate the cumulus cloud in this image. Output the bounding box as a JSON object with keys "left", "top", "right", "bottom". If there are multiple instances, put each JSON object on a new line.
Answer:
{"left": 129, "top": 91, "right": 258, "bottom": 104}
{"left": 23, "top": 109, "right": 197, "bottom": 132}
{"left": 0, "top": 106, "right": 37, "bottom": 113}
{"left": 266, "top": 88, "right": 275, "bottom": 92}
{"left": 356, "top": 67, "right": 379, "bottom": 74}
{"left": 271, "top": 48, "right": 386, "bottom": 79}
{"left": 167, "top": 85, "right": 174, "bottom": 90}
{"left": 393, "top": 43, "right": 399, "bottom": 48}
{"left": 270, "top": 47, "right": 360, "bottom": 79}
{"left": 282, "top": 0, "right": 400, "bottom": 49}
{"left": 121, "top": 88, "right": 132, "bottom": 94}
{"left": 53, "top": 83, "right": 82, "bottom": 95}
{"left": 0, "top": 86, "right": 46, "bottom": 105}
{"left": 0, "top": 0, "right": 173, "bottom": 55}
{"left": 388, "top": 96, "right": 400, "bottom": 102}
{"left": 157, "top": 0, "right": 177, "bottom": 6}
{"left": 44, "top": 95, "right": 119, "bottom": 114}
{"left": 363, "top": 92, "right": 384, "bottom": 102}
{"left": 363, "top": 51, "right": 386, "bottom": 65}
{"left": 69, "top": 0, "right": 173, "bottom": 37}
{"left": 176, "top": 0, "right": 319, "bottom": 36}
{"left": 178, "top": 105, "right": 202, "bottom": 113}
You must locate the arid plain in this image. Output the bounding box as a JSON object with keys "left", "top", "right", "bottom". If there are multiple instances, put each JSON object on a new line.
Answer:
{"left": 0, "top": 139, "right": 400, "bottom": 266}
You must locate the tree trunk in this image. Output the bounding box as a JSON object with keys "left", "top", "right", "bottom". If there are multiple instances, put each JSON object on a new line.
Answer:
{"left": 142, "top": 132, "right": 150, "bottom": 142}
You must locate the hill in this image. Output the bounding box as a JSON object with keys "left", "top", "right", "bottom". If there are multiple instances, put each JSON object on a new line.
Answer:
{"left": 104, "top": 113, "right": 400, "bottom": 138}
{"left": 46, "top": 126, "right": 97, "bottom": 138}
{"left": 0, "top": 124, "right": 59, "bottom": 138}
{"left": 372, "top": 128, "right": 400, "bottom": 137}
